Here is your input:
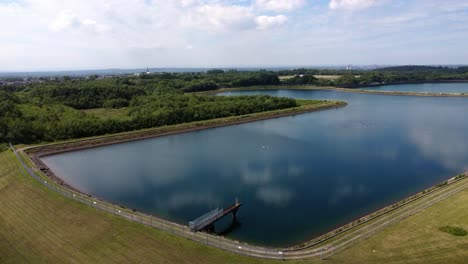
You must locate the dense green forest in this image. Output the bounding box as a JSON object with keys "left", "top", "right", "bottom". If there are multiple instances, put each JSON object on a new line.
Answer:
{"left": 18, "top": 71, "right": 280, "bottom": 109}
{"left": 0, "top": 71, "right": 296, "bottom": 145}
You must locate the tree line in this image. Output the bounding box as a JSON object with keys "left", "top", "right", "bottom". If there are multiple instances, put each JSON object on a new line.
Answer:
{"left": 0, "top": 88, "right": 296, "bottom": 144}
{"left": 2, "top": 66, "right": 468, "bottom": 145}
{"left": 278, "top": 66, "right": 468, "bottom": 88}
{"left": 13, "top": 67, "right": 468, "bottom": 110}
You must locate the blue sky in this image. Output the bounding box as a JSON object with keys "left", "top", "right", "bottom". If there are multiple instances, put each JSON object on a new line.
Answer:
{"left": 0, "top": 0, "right": 467, "bottom": 71}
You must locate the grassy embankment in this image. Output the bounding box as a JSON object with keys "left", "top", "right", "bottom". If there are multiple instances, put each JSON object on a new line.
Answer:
{"left": 3, "top": 147, "right": 468, "bottom": 263}
{"left": 0, "top": 150, "right": 308, "bottom": 264}
{"left": 330, "top": 187, "right": 468, "bottom": 264}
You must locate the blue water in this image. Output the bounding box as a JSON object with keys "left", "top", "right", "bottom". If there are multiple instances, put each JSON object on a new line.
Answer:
{"left": 363, "top": 82, "right": 468, "bottom": 93}
{"left": 42, "top": 88, "right": 468, "bottom": 247}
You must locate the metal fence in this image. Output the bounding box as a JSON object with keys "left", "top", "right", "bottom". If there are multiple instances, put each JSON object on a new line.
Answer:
{"left": 9, "top": 142, "right": 468, "bottom": 261}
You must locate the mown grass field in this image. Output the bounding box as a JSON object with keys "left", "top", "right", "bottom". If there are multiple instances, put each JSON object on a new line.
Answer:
{"left": 279, "top": 75, "right": 295, "bottom": 80}
{"left": 2, "top": 146, "right": 468, "bottom": 263}
{"left": 314, "top": 75, "right": 342, "bottom": 80}
{"left": 82, "top": 107, "right": 130, "bottom": 120}
{"left": 278, "top": 75, "right": 342, "bottom": 80}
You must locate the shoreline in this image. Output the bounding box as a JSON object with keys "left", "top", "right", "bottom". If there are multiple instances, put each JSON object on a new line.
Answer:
{"left": 25, "top": 100, "right": 346, "bottom": 193}
{"left": 13, "top": 141, "right": 468, "bottom": 257}
{"left": 348, "top": 79, "right": 468, "bottom": 88}
{"left": 26, "top": 100, "right": 346, "bottom": 157}
{"left": 11, "top": 87, "right": 468, "bottom": 257}
{"left": 206, "top": 85, "right": 468, "bottom": 97}
{"left": 286, "top": 173, "right": 467, "bottom": 251}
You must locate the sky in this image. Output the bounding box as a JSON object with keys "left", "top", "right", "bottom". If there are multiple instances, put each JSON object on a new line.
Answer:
{"left": 1, "top": 0, "right": 468, "bottom": 71}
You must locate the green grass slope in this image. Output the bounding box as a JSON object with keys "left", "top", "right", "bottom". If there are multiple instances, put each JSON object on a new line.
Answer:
{"left": 0, "top": 150, "right": 309, "bottom": 264}
{"left": 332, "top": 188, "right": 468, "bottom": 264}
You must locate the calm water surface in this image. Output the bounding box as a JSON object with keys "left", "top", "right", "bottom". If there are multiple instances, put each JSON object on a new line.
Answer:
{"left": 363, "top": 82, "right": 468, "bottom": 93}
{"left": 43, "top": 88, "right": 468, "bottom": 247}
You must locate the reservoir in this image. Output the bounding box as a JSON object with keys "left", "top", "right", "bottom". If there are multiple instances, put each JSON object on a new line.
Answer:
{"left": 42, "top": 88, "right": 468, "bottom": 247}
{"left": 363, "top": 82, "right": 468, "bottom": 93}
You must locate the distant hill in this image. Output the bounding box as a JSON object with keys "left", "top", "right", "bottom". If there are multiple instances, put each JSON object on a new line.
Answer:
{"left": 375, "top": 65, "right": 455, "bottom": 72}
{"left": 0, "top": 65, "right": 385, "bottom": 78}
{"left": 0, "top": 67, "right": 300, "bottom": 78}
{"left": 0, "top": 68, "right": 209, "bottom": 78}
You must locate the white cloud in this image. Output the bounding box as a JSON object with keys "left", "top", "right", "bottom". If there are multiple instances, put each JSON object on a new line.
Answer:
{"left": 1, "top": 0, "right": 468, "bottom": 71}
{"left": 81, "top": 20, "right": 108, "bottom": 33}
{"left": 49, "top": 10, "right": 80, "bottom": 31}
{"left": 329, "top": 0, "right": 380, "bottom": 10}
{"left": 256, "top": 0, "right": 305, "bottom": 12}
{"left": 182, "top": 4, "right": 256, "bottom": 31}
{"left": 179, "top": 0, "right": 201, "bottom": 8}
{"left": 50, "top": 11, "right": 108, "bottom": 33}
{"left": 255, "top": 15, "right": 288, "bottom": 29}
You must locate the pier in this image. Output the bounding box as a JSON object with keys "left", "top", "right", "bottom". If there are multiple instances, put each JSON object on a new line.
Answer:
{"left": 189, "top": 199, "right": 242, "bottom": 232}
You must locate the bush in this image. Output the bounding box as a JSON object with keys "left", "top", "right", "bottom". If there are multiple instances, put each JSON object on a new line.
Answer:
{"left": 439, "top": 226, "right": 467, "bottom": 236}
{"left": 0, "top": 143, "right": 8, "bottom": 152}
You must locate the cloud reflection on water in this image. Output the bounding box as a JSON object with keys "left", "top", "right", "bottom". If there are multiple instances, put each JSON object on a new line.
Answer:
{"left": 158, "top": 191, "right": 220, "bottom": 211}
{"left": 403, "top": 99, "right": 468, "bottom": 172}
{"left": 256, "top": 186, "right": 294, "bottom": 207}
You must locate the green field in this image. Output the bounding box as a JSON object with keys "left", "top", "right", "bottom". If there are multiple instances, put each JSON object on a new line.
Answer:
{"left": 330, "top": 187, "right": 468, "bottom": 264}
{"left": 82, "top": 107, "right": 130, "bottom": 120}
{"left": 314, "top": 75, "right": 342, "bottom": 80}
{"left": 279, "top": 75, "right": 295, "bottom": 80}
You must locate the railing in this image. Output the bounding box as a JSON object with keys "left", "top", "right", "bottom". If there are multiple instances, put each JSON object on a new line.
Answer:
{"left": 190, "top": 208, "right": 223, "bottom": 231}
{"left": 9, "top": 142, "right": 468, "bottom": 260}
{"left": 9, "top": 142, "right": 286, "bottom": 260}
